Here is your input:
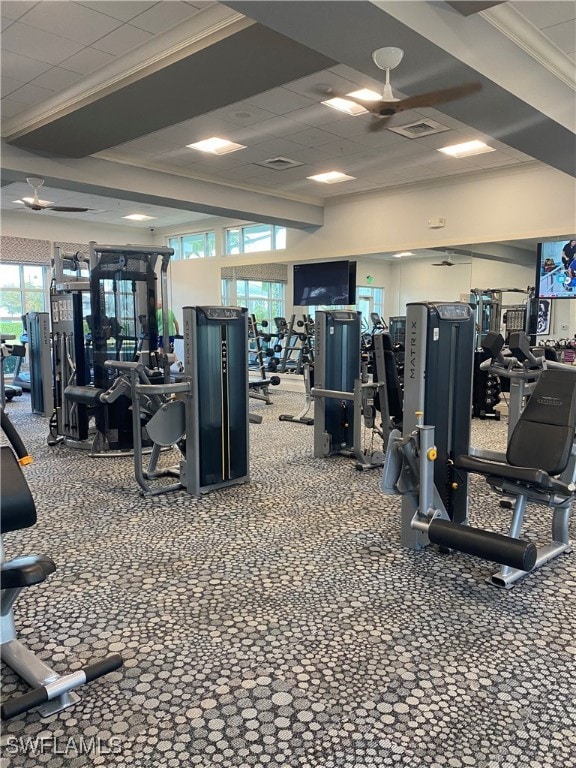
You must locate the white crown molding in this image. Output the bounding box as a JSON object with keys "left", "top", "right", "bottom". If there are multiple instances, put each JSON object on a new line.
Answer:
{"left": 2, "top": 6, "right": 251, "bottom": 140}
{"left": 479, "top": 4, "right": 576, "bottom": 89}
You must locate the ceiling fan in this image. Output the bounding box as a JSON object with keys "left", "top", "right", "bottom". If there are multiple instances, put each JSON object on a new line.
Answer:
{"left": 325, "top": 47, "right": 482, "bottom": 132}
{"left": 20, "top": 177, "right": 92, "bottom": 212}
{"left": 432, "top": 251, "right": 464, "bottom": 267}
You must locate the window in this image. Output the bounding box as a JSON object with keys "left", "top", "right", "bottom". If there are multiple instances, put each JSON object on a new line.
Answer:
{"left": 0, "top": 263, "right": 49, "bottom": 372}
{"left": 168, "top": 231, "right": 216, "bottom": 260}
{"left": 225, "top": 224, "right": 286, "bottom": 255}
{"left": 221, "top": 279, "right": 285, "bottom": 324}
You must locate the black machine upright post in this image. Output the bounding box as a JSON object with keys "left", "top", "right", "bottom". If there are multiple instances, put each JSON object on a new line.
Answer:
{"left": 401, "top": 302, "right": 475, "bottom": 548}
{"left": 182, "top": 306, "right": 249, "bottom": 495}
{"left": 313, "top": 310, "right": 361, "bottom": 457}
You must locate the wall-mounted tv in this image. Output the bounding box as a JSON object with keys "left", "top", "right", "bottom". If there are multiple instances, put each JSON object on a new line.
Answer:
{"left": 293, "top": 260, "right": 357, "bottom": 306}
{"left": 536, "top": 239, "right": 576, "bottom": 299}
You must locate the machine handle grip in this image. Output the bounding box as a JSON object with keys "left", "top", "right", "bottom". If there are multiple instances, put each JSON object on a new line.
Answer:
{"left": 428, "top": 519, "right": 537, "bottom": 571}
{"left": 1, "top": 687, "right": 49, "bottom": 721}
{"left": 83, "top": 653, "right": 124, "bottom": 683}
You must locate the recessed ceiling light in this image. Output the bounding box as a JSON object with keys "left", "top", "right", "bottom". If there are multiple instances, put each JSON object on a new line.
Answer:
{"left": 437, "top": 140, "right": 495, "bottom": 158}
{"left": 347, "top": 88, "right": 381, "bottom": 102}
{"left": 393, "top": 251, "right": 414, "bottom": 258}
{"left": 307, "top": 171, "right": 356, "bottom": 184}
{"left": 186, "top": 137, "right": 246, "bottom": 155}
{"left": 122, "top": 214, "right": 156, "bottom": 221}
{"left": 321, "top": 97, "right": 368, "bottom": 116}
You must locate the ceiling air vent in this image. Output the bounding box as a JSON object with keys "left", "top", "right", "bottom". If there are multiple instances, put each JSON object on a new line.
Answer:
{"left": 387, "top": 119, "right": 451, "bottom": 138}
{"left": 256, "top": 156, "right": 303, "bottom": 170}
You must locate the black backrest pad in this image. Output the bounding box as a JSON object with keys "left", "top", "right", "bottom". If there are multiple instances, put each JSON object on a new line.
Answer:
{"left": 507, "top": 369, "right": 576, "bottom": 474}
{"left": 1, "top": 446, "right": 37, "bottom": 533}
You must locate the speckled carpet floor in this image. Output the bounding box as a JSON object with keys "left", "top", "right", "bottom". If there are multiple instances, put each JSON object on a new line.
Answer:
{"left": 1, "top": 390, "right": 575, "bottom": 768}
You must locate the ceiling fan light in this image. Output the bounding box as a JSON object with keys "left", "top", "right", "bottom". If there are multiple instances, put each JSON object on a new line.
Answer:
{"left": 372, "top": 47, "right": 404, "bottom": 71}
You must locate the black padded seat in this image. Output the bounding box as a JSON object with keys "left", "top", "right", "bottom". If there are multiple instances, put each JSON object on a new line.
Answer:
{"left": 0, "top": 447, "right": 36, "bottom": 533}
{"left": 455, "top": 455, "right": 573, "bottom": 497}
{"left": 456, "top": 368, "right": 576, "bottom": 495}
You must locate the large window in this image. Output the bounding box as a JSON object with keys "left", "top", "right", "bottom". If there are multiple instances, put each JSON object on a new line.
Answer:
{"left": 168, "top": 231, "right": 216, "bottom": 260}
{"left": 0, "top": 263, "right": 48, "bottom": 338}
{"left": 225, "top": 224, "right": 286, "bottom": 255}
{"left": 221, "top": 279, "right": 285, "bottom": 324}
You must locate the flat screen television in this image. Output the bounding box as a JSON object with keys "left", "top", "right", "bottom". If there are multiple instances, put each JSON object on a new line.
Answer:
{"left": 536, "top": 238, "right": 576, "bottom": 299}
{"left": 293, "top": 260, "right": 357, "bottom": 306}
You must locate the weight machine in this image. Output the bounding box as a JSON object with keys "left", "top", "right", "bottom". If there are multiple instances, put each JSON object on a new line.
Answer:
{"left": 49, "top": 243, "right": 173, "bottom": 455}
{"left": 382, "top": 302, "right": 575, "bottom": 587}
{"left": 105, "top": 306, "right": 250, "bottom": 497}
{"left": 312, "top": 310, "right": 386, "bottom": 471}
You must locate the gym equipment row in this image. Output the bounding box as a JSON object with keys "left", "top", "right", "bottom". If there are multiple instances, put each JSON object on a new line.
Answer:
{"left": 0, "top": 408, "right": 122, "bottom": 720}
{"left": 382, "top": 302, "right": 575, "bottom": 588}
{"left": 311, "top": 310, "right": 403, "bottom": 471}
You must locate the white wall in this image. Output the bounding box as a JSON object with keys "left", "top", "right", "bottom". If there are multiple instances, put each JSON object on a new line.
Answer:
{"left": 1, "top": 211, "right": 155, "bottom": 246}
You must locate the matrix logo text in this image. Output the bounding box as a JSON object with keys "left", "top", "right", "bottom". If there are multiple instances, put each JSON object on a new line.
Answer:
{"left": 2, "top": 735, "right": 123, "bottom": 756}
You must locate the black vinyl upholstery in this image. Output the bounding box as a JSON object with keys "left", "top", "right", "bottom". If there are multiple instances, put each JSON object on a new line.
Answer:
{"left": 1, "top": 447, "right": 36, "bottom": 533}
{"left": 455, "top": 369, "right": 576, "bottom": 492}
{"left": 506, "top": 369, "right": 576, "bottom": 475}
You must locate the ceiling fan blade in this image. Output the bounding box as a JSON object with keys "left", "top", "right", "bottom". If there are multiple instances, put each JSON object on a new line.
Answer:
{"left": 45, "top": 205, "right": 92, "bottom": 212}
{"left": 367, "top": 114, "right": 393, "bottom": 132}
{"left": 394, "top": 82, "right": 482, "bottom": 113}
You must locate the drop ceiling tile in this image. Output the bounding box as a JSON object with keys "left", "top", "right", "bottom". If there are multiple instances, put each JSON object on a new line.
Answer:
{"left": 290, "top": 126, "right": 341, "bottom": 148}
{"left": 250, "top": 137, "right": 311, "bottom": 158}
{"left": 0, "top": 97, "right": 29, "bottom": 120}
{"left": 539, "top": 21, "right": 576, "bottom": 54}
{"left": 31, "top": 65, "right": 82, "bottom": 90}
{"left": 91, "top": 23, "right": 153, "bottom": 55}
{"left": 245, "top": 88, "right": 317, "bottom": 115}
{"left": 233, "top": 115, "right": 307, "bottom": 143}
{"left": 284, "top": 104, "right": 343, "bottom": 128}
{"left": 58, "top": 46, "right": 116, "bottom": 74}
{"left": 77, "top": 2, "right": 159, "bottom": 22}
{"left": 2, "top": 22, "right": 84, "bottom": 65}
{"left": 20, "top": 2, "right": 122, "bottom": 45}
{"left": 316, "top": 137, "right": 366, "bottom": 157}
{"left": 1, "top": 75, "right": 26, "bottom": 97}
{"left": 128, "top": 1, "right": 201, "bottom": 33}
{"left": 0, "top": 1, "right": 38, "bottom": 21}
{"left": 307, "top": 116, "right": 370, "bottom": 140}
{"left": 6, "top": 81, "right": 55, "bottom": 105}
{"left": 511, "top": 1, "right": 576, "bottom": 29}
{"left": 285, "top": 146, "right": 333, "bottom": 165}
{"left": 282, "top": 70, "right": 359, "bottom": 99}
{"left": 221, "top": 103, "right": 278, "bottom": 127}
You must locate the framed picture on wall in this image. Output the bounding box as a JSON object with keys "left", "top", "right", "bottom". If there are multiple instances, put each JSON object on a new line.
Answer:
{"left": 537, "top": 298, "right": 551, "bottom": 335}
